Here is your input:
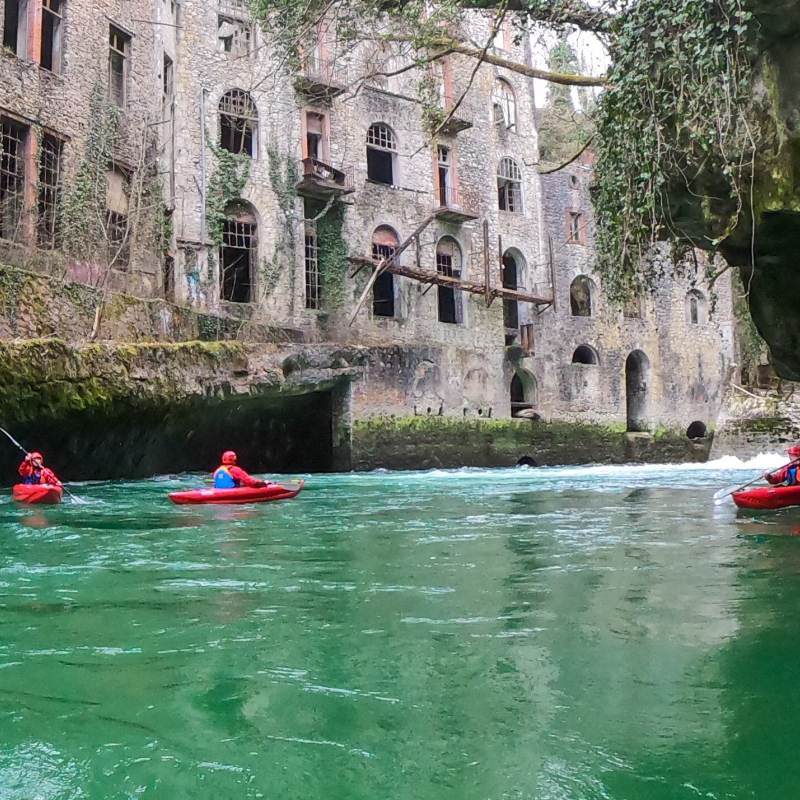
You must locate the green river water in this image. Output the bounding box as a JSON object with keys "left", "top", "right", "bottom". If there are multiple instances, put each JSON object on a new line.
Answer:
{"left": 2, "top": 459, "right": 800, "bottom": 799}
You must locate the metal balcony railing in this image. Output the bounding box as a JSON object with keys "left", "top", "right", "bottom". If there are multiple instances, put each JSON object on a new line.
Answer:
{"left": 298, "top": 157, "right": 354, "bottom": 190}
{"left": 299, "top": 56, "right": 347, "bottom": 89}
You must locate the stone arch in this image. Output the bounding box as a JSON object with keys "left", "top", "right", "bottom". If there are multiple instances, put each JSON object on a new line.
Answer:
{"left": 570, "top": 275, "right": 596, "bottom": 317}
{"left": 220, "top": 200, "right": 258, "bottom": 303}
{"left": 436, "top": 235, "right": 463, "bottom": 324}
{"left": 686, "top": 420, "right": 708, "bottom": 439}
{"left": 626, "top": 349, "right": 651, "bottom": 432}
{"left": 572, "top": 344, "right": 599, "bottom": 365}
{"left": 371, "top": 225, "right": 400, "bottom": 318}
{"left": 685, "top": 289, "right": 707, "bottom": 325}
{"left": 502, "top": 248, "right": 526, "bottom": 330}
{"left": 510, "top": 369, "right": 538, "bottom": 417}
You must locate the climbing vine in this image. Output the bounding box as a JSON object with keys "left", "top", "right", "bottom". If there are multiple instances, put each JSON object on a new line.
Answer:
{"left": 205, "top": 146, "right": 252, "bottom": 248}
{"left": 316, "top": 199, "right": 348, "bottom": 310}
{"left": 593, "top": 0, "right": 757, "bottom": 302}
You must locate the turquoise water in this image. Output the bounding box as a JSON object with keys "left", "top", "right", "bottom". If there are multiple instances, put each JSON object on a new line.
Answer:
{"left": 2, "top": 460, "right": 800, "bottom": 799}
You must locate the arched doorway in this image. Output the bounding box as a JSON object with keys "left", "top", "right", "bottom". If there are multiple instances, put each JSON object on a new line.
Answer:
{"left": 371, "top": 225, "right": 399, "bottom": 318}
{"left": 625, "top": 350, "right": 650, "bottom": 432}
{"left": 510, "top": 369, "right": 538, "bottom": 417}
{"left": 436, "top": 236, "right": 463, "bottom": 324}
{"left": 502, "top": 250, "right": 519, "bottom": 330}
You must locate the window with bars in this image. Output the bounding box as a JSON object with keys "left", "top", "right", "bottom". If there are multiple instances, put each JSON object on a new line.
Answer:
{"left": 40, "top": 0, "right": 63, "bottom": 73}
{"left": 37, "top": 134, "right": 63, "bottom": 250}
{"left": 106, "top": 211, "right": 130, "bottom": 268}
{"left": 219, "top": 90, "right": 257, "bottom": 156}
{"left": 304, "top": 223, "right": 321, "bottom": 309}
{"left": 366, "top": 123, "right": 396, "bottom": 185}
{"left": 109, "top": 26, "right": 130, "bottom": 108}
{"left": 492, "top": 80, "right": 516, "bottom": 131}
{"left": 0, "top": 118, "right": 28, "bottom": 243}
{"left": 371, "top": 226, "right": 398, "bottom": 318}
{"left": 497, "top": 157, "right": 522, "bottom": 213}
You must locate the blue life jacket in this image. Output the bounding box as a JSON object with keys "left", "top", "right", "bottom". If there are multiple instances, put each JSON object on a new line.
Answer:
{"left": 24, "top": 471, "right": 42, "bottom": 485}
{"left": 788, "top": 466, "right": 800, "bottom": 486}
{"left": 213, "top": 466, "right": 237, "bottom": 489}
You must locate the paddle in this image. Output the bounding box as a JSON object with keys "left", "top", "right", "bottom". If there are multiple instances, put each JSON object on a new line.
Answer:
{"left": 0, "top": 426, "right": 86, "bottom": 504}
{"left": 712, "top": 460, "right": 798, "bottom": 505}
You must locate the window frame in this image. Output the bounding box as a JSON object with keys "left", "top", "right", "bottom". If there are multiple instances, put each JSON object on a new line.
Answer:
{"left": 497, "top": 157, "right": 523, "bottom": 214}
{"left": 108, "top": 25, "right": 131, "bottom": 108}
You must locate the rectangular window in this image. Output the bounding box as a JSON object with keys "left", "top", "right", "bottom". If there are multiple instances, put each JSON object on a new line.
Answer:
{"left": 37, "top": 134, "right": 63, "bottom": 249}
{"left": 162, "top": 54, "right": 174, "bottom": 109}
{"left": 217, "top": 0, "right": 253, "bottom": 58}
{"left": 568, "top": 211, "right": 584, "bottom": 244}
{"left": 40, "top": 0, "right": 62, "bottom": 73}
{"left": 436, "top": 253, "right": 460, "bottom": 324}
{"left": 106, "top": 210, "right": 130, "bottom": 268}
{"left": 305, "top": 111, "right": 327, "bottom": 162}
{"left": 366, "top": 148, "right": 393, "bottom": 185}
{"left": 0, "top": 118, "right": 28, "bottom": 243}
{"left": 498, "top": 181, "right": 521, "bottom": 213}
{"left": 109, "top": 26, "right": 130, "bottom": 107}
{"left": 220, "top": 218, "right": 255, "bottom": 302}
{"left": 3, "top": 0, "right": 27, "bottom": 56}
{"left": 371, "top": 242, "right": 395, "bottom": 318}
{"left": 304, "top": 221, "right": 321, "bottom": 309}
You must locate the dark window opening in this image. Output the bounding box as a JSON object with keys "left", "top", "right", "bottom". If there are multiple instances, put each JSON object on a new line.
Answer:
{"left": 304, "top": 221, "right": 320, "bottom": 309}
{"left": 570, "top": 276, "right": 593, "bottom": 317}
{"left": 626, "top": 350, "right": 649, "bottom": 432}
{"left": 163, "top": 54, "right": 174, "bottom": 108}
{"left": 371, "top": 240, "right": 396, "bottom": 318}
{"left": 502, "top": 253, "right": 518, "bottom": 330}
{"left": 572, "top": 345, "right": 598, "bottom": 365}
{"left": 220, "top": 217, "right": 256, "bottom": 303}
{"left": 40, "top": 0, "right": 62, "bottom": 73}
{"left": 367, "top": 148, "right": 393, "bottom": 184}
{"left": 497, "top": 158, "right": 522, "bottom": 213}
{"left": 37, "top": 134, "right": 63, "bottom": 250}
{"left": 219, "top": 90, "right": 257, "bottom": 157}
{"left": 689, "top": 296, "right": 698, "bottom": 325}
{"left": 436, "top": 236, "right": 462, "bottom": 325}
{"left": 109, "top": 26, "right": 130, "bottom": 108}
{"left": 163, "top": 255, "right": 174, "bottom": 301}
{"left": 366, "top": 123, "right": 396, "bottom": 185}
{"left": 3, "top": 0, "right": 26, "bottom": 55}
{"left": 686, "top": 421, "right": 707, "bottom": 440}
{"left": 305, "top": 112, "right": 326, "bottom": 161}
{"left": 0, "top": 118, "right": 27, "bottom": 243}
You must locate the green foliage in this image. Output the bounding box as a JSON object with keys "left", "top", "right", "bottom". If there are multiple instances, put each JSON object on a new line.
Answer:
{"left": 593, "top": 0, "right": 756, "bottom": 302}
{"left": 206, "top": 146, "right": 252, "bottom": 247}
{"left": 733, "top": 272, "right": 769, "bottom": 386}
{"left": 316, "top": 200, "right": 348, "bottom": 310}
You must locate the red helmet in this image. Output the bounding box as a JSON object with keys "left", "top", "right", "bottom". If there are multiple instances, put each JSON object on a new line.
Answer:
{"left": 28, "top": 451, "right": 43, "bottom": 464}
{"left": 789, "top": 446, "right": 800, "bottom": 458}
{"left": 221, "top": 450, "right": 237, "bottom": 465}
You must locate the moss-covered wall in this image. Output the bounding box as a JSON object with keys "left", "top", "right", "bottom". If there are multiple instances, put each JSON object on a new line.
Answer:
{"left": 351, "top": 417, "right": 712, "bottom": 471}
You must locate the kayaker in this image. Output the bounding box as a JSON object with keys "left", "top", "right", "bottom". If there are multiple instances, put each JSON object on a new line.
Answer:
{"left": 766, "top": 446, "right": 800, "bottom": 486}
{"left": 213, "top": 451, "right": 266, "bottom": 489}
{"left": 18, "top": 452, "right": 61, "bottom": 486}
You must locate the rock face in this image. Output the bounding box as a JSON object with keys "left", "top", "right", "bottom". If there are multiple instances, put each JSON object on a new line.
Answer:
{"left": 668, "top": 2, "right": 800, "bottom": 379}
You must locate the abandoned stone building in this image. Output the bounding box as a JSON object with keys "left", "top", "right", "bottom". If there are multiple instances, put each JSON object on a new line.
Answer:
{"left": 0, "top": 0, "right": 735, "bottom": 470}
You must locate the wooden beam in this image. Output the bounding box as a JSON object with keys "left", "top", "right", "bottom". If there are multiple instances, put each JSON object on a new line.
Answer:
{"left": 483, "top": 219, "right": 491, "bottom": 307}
{"left": 347, "top": 257, "right": 552, "bottom": 305}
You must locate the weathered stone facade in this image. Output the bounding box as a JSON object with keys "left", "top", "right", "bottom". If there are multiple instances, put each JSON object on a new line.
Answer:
{"left": 0, "top": 2, "right": 735, "bottom": 471}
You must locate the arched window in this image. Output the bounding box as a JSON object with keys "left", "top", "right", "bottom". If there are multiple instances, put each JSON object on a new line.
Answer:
{"left": 219, "top": 90, "right": 257, "bottom": 156}
{"left": 366, "top": 123, "right": 396, "bottom": 185}
{"left": 685, "top": 289, "right": 707, "bottom": 325}
{"left": 497, "top": 157, "right": 522, "bottom": 213}
{"left": 492, "top": 80, "right": 517, "bottom": 131}
{"left": 220, "top": 201, "right": 257, "bottom": 303}
{"left": 436, "top": 236, "right": 463, "bottom": 324}
{"left": 572, "top": 344, "right": 598, "bottom": 365}
{"left": 569, "top": 275, "right": 595, "bottom": 317}
{"left": 626, "top": 350, "right": 650, "bottom": 432}
{"left": 511, "top": 370, "right": 537, "bottom": 417}
{"left": 371, "top": 225, "right": 399, "bottom": 318}
{"left": 502, "top": 249, "right": 524, "bottom": 331}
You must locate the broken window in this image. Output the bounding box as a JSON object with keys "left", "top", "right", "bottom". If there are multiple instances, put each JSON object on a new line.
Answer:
{"left": 40, "top": 0, "right": 62, "bottom": 73}
{"left": 686, "top": 290, "right": 706, "bottom": 325}
{"left": 502, "top": 251, "right": 519, "bottom": 330}
{"left": 305, "top": 111, "right": 326, "bottom": 161}
{"left": 371, "top": 226, "right": 398, "bottom": 318}
{"left": 3, "top": 0, "right": 27, "bottom": 56}
{"left": 366, "top": 123, "right": 396, "bottom": 185}
{"left": 497, "top": 157, "right": 522, "bottom": 213}
{"left": 220, "top": 208, "right": 256, "bottom": 303}
{"left": 436, "top": 235, "right": 462, "bottom": 325}
{"left": 106, "top": 167, "right": 130, "bottom": 268}
{"left": 437, "top": 145, "right": 452, "bottom": 207}
{"left": 567, "top": 211, "right": 584, "bottom": 244}
{"left": 0, "top": 118, "right": 27, "bottom": 243}
{"left": 219, "top": 89, "right": 257, "bottom": 156}
{"left": 304, "top": 220, "right": 321, "bottom": 309}
{"left": 162, "top": 54, "right": 174, "bottom": 111}
{"left": 569, "top": 275, "right": 594, "bottom": 317}
{"left": 492, "top": 80, "right": 516, "bottom": 131}
{"left": 217, "top": 0, "right": 253, "bottom": 57}
{"left": 109, "top": 26, "right": 130, "bottom": 108}
{"left": 37, "top": 134, "right": 63, "bottom": 250}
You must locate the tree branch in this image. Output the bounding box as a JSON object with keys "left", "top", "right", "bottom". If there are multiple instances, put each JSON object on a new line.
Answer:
{"left": 538, "top": 135, "right": 594, "bottom": 173}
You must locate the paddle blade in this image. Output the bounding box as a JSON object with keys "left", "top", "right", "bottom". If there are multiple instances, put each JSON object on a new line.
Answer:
{"left": 713, "top": 487, "right": 737, "bottom": 505}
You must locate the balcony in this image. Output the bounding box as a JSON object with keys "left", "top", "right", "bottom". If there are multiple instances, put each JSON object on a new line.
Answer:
{"left": 433, "top": 185, "right": 479, "bottom": 224}
{"left": 294, "top": 57, "right": 348, "bottom": 100}
{"left": 296, "top": 157, "right": 355, "bottom": 199}
{"left": 438, "top": 97, "right": 473, "bottom": 135}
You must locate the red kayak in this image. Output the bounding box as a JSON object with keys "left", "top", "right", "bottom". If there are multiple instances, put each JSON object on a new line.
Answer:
{"left": 12, "top": 483, "right": 64, "bottom": 505}
{"left": 168, "top": 480, "right": 304, "bottom": 506}
{"left": 733, "top": 484, "right": 800, "bottom": 510}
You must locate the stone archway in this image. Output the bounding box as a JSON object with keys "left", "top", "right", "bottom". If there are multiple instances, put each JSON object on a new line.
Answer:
{"left": 625, "top": 349, "right": 650, "bottom": 432}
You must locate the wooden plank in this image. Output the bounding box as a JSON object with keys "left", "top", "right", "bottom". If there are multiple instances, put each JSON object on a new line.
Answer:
{"left": 483, "top": 219, "right": 491, "bottom": 307}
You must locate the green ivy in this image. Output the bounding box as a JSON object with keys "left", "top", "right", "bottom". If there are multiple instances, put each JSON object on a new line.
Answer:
{"left": 205, "top": 146, "right": 252, "bottom": 248}
{"left": 316, "top": 200, "right": 348, "bottom": 310}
